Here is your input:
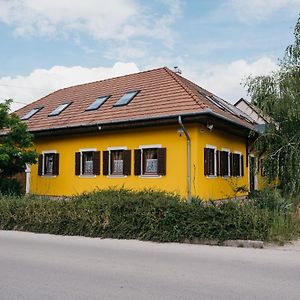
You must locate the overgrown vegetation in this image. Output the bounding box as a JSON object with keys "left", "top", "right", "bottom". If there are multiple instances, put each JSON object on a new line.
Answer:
{"left": 0, "top": 189, "right": 298, "bottom": 244}
{"left": 246, "top": 17, "right": 300, "bottom": 197}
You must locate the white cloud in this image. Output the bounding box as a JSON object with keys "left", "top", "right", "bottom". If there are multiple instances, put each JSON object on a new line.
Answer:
{"left": 0, "top": 57, "right": 279, "bottom": 113}
{"left": 183, "top": 57, "right": 279, "bottom": 103}
{"left": 0, "top": 0, "right": 181, "bottom": 45}
{"left": 0, "top": 62, "right": 140, "bottom": 111}
{"left": 228, "top": 0, "right": 300, "bottom": 21}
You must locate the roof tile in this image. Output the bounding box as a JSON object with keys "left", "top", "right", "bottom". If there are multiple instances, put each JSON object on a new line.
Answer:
{"left": 15, "top": 67, "right": 254, "bottom": 132}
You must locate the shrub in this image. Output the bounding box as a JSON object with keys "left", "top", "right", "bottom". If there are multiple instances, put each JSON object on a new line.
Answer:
{"left": 0, "top": 178, "right": 23, "bottom": 196}
{"left": 0, "top": 189, "right": 298, "bottom": 243}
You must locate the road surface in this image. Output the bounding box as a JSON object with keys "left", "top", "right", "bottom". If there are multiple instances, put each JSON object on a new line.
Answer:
{"left": 0, "top": 230, "right": 299, "bottom": 300}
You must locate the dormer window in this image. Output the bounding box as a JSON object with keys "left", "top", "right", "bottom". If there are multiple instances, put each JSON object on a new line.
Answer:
{"left": 114, "top": 91, "right": 139, "bottom": 107}
{"left": 21, "top": 107, "right": 43, "bottom": 120}
{"left": 48, "top": 102, "right": 72, "bottom": 117}
{"left": 86, "top": 96, "right": 110, "bottom": 111}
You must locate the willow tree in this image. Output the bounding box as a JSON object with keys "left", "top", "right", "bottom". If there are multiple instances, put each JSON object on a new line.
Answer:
{"left": 247, "top": 17, "right": 300, "bottom": 197}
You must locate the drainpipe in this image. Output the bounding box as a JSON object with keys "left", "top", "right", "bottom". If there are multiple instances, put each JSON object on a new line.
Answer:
{"left": 25, "top": 163, "right": 31, "bottom": 194}
{"left": 178, "top": 116, "right": 191, "bottom": 204}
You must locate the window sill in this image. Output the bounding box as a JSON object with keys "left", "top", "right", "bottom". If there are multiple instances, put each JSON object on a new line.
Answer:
{"left": 107, "top": 175, "right": 128, "bottom": 178}
{"left": 139, "top": 175, "right": 162, "bottom": 178}
{"left": 206, "top": 175, "right": 217, "bottom": 178}
{"left": 41, "top": 175, "right": 57, "bottom": 178}
{"left": 79, "top": 175, "right": 96, "bottom": 178}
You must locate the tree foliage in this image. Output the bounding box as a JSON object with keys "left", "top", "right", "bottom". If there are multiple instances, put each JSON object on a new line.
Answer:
{"left": 0, "top": 100, "right": 37, "bottom": 179}
{"left": 247, "top": 17, "right": 300, "bottom": 197}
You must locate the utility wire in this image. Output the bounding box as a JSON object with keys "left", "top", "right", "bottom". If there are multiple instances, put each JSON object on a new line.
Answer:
{"left": 0, "top": 83, "right": 52, "bottom": 91}
{"left": 0, "top": 98, "right": 28, "bottom": 105}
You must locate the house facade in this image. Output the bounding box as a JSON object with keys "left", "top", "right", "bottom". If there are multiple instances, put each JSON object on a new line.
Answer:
{"left": 15, "top": 67, "right": 259, "bottom": 200}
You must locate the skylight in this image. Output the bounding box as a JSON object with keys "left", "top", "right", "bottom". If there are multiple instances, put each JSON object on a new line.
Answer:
{"left": 48, "top": 102, "right": 72, "bottom": 117}
{"left": 114, "top": 91, "right": 139, "bottom": 107}
{"left": 206, "top": 95, "right": 226, "bottom": 111}
{"left": 21, "top": 107, "right": 43, "bottom": 120}
{"left": 86, "top": 96, "right": 110, "bottom": 111}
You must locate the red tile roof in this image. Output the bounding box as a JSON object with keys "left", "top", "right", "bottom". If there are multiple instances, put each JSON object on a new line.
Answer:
{"left": 14, "top": 67, "right": 255, "bottom": 133}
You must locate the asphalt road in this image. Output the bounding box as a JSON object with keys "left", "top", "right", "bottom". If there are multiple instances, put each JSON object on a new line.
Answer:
{"left": 0, "top": 231, "right": 299, "bottom": 300}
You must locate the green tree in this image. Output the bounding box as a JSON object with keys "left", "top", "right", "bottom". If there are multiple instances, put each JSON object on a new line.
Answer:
{"left": 0, "top": 100, "right": 37, "bottom": 193}
{"left": 247, "top": 17, "right": 300, "bottom": 197}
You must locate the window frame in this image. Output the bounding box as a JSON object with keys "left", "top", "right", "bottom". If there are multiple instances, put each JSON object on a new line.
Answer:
{"left": 205, "top": 145, "right": 217, "bottom": 178}
{"left": 113, "top": 90, "right": 140, "bottom": 107}
{"left": 21, "top": 107, "right": 43, "bottom": 120}
{"left": 220, "top": 148, "right": 230, "bottom": 177}
{"left": 139, "top": 144, "right": 162, "bottom": 178}
{"left": 85, "top": 95, "right": 110, "bottom": 111}
{"left": 79, "top": 148, "right": 97, "bottom": 178}
{"left": 48, "top": 102, "right": 72, "bottom": 117}
{"left": 41, "top": 150, "right": 57, "bottom": 177}
{"left": 233, "top": 151, "right": 243, "bottom": 177}
{"left": 107, "top": 146, "right": 128, "bottom": 178}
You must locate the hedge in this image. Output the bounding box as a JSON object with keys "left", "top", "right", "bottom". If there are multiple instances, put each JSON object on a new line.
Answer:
{"left": 0, "top": 189, "right": 298, "bottom": 243}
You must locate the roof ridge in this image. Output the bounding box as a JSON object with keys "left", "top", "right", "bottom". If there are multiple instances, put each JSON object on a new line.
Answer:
{"left": 53, "top": 66, "right": 167, "bottom": 94}
{"left": 163, "top": 67, "right": 208, "bottom": 109}
{"left": 15, "top": 66, "right": 168, "bottom": 112}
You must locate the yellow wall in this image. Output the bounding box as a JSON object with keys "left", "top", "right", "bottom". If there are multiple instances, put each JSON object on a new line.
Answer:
{"left": 197, "top": 124, "right": 248, "bottom": 200}
{"left": 30, "top": 124, "right": 249, "bottom": 200}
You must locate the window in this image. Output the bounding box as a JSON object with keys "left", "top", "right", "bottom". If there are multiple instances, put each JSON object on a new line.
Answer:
{"left": 21, "top": 107, "right": 43, "bottom": 120}
{"left": 143, "top": 148, "right": 158, "bottom": 175}
{"left": 44, "top": 153, "right": 54, "bottom": 175}
{"left": 114, "top": 91, "right": 139, "bottom": 107}
{"left": 204, "top": 146, "right": 217, "bottom": 176}
{"left": 82, "top": 152, "right": 94, "bottom": 174}
{"left": 102, "top": 148, "right": 131, "bottom": 176}
{"left": 111, "top": 150, "right": 124, "bottom": 175}
{"left": 86, "top": 96, "right": 110, "bottom": 111}
{"left": 220, "top": 149, "right": 230, "bottom": 177}
{"left": 48, "top": 102, "right": 72, "bottom": 116}
{"left": 134, "top": 146, "right": 166, "bottom": 176}
{"left": 259, "top": 158, "right": 266, "bottom": 177}
{"left": 38, "top": 152, "right": 59, "bottom": 176}
{"left": 75, "top": 150, "right": 100, "bottom": 176}
{"left": 231, "top": 152, "right": 244, "bottom": 177}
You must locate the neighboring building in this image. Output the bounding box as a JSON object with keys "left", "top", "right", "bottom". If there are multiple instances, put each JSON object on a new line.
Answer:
{"left": 234, "top": 98, "right": 270, "bottom": 125}
{"left": 234, "top": 98, "right": 272, "bottom": 191}
{"left": 14, "top": 67, "right": 261, "bottom": 200}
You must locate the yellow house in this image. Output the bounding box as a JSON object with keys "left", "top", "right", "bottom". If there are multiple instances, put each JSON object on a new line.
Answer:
{"left": 15, "top": 67, "right": 260, "bottom": 201}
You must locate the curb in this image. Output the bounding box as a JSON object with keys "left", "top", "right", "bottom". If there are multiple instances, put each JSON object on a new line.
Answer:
{"left": 182, "top": 238, "right": 264, "bottom": 249}
{"left": 222, "top": 240, "right": 264, "bottom": 249}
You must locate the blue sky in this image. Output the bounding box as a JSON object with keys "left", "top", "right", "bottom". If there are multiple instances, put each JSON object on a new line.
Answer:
{"left": 0, "top": 0, "right": 299, "bottom": 110}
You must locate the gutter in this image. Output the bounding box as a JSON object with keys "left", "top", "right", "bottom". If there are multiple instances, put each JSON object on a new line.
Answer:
{"left": 26, "top": 108, "right": 256, "bottom": 137}
{"left": 178, "top": 116, "right": 191, "bottom": 204}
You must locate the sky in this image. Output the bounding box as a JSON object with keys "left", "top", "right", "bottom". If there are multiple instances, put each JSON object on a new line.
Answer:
{"left": 0, "top": 0, "right": 299, "bottom": 111}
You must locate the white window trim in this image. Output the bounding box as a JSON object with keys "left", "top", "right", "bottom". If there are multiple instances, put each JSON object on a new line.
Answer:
{"left": 139, "top": 144, "right": 162, "bottom": 178}
{"left": 79, "top": 148, "right": 97, "bottom": 177}
{"left": 221, "top": 148, "right": 230, "bottom": 177}
{"left": 139, "top": 144, "right": 162, "bottom": 149}
{"left": 206, "top": 145, "right": 217, "bottom": 178}
{"left": 41, "top": 150, "right": 57, "bottom": 177}
{"left": 234, "top": 151, "right": 242, "bottom": 177}
{"left": 139, "top": 175, "right": 162, "bottom": 179}
{"left": 107, "top": 146, "right": 127, "bottom": 177}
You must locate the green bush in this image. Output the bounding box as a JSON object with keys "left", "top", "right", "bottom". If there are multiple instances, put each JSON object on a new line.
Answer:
{"left": 0, "top": 188, "right": 298, "bottom": 243}
{"left": 0, "top": 178, "right": 23, "bottom": 196}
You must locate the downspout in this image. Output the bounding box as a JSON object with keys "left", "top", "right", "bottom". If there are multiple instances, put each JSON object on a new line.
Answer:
{"left": 178, "top": 116, "right": 191, "bottom": 204}
{"left": 25, "top": 163, "right": 30, "bottom": 194}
